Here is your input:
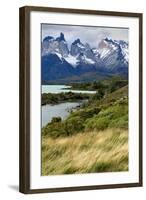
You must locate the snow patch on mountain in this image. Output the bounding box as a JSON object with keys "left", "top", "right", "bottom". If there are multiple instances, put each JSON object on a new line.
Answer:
{"left": 76, "top": 43, "right": 85, "bottom": 49}
{"left": 84, "top": 56, "right": 95, "bottom": 64}
{"left": 79, "top": 54, "right": 95, "bottom": 64}
{"left": 64, "top": 55, "right": 78, "bottom": 67}
{"left": 54, "top": 52, "right": 63, "bottom": 60}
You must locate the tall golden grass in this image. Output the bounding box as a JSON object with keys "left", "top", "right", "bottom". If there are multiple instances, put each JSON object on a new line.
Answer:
{"left": 42, "top": 128, "right": 128, "bottom": 175}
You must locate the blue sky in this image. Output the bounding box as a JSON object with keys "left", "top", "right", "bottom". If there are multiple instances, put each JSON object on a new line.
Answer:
{"left": 42, "top": 24, "right": 128, "bottom": 48}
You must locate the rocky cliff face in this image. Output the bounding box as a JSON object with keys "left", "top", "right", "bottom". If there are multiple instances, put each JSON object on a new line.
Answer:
{"left": 42, "top": 32, "right": 69, "bottom": 57}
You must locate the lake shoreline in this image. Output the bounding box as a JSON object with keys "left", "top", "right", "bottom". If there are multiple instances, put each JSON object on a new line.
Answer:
{"left": 41, "top": 85, "right": 94, "bottom": 127}
{"left": 42, "top": 101, "right": 86, "bottom": 127}
{"left": 42, "top": 92, "right": 92, "bottom": 106}
{"left": 42, "top": 98, "right": 87, "bottom": 106}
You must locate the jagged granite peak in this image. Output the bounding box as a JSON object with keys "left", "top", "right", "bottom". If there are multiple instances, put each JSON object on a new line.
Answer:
{"left": 97, "top": 37, "right": 129, "bottom": 68}
{"left": 104, "top": 37, "right": 115, "bottom": 43}
{"left": 42, "top": 33, "right": 69, "bottom": 57}
{"left": 42, "top": 33, "right": 128, "bottom": 66}
{"left": 41, "top": 33, "right": 129, "bottom": 82}
{"left": 58, "top": 40, "right": 69, "bottom": 57}
{"left": 72, "top": 38, "right": 81, "bottom": 45}
{"left": 98, "top": 39, "right": 109, "bottom": 49}
{"left": 71, "top": 39, "right": 86, "bottom": 56}
{"left": 56, "top": 32, "right": 66, "bottom": 42}
{"left": 119, "top": 40, "right": 128, "bottom": 47}
{"left": 43, "top": 36, "right": 54, "bottom": 42}
{"left": 103, "top": 37, "right": 128, "bottom": 51}
{"left": 84, "top": 43, "right": 91, "bottom": 49}
{"left": 70, "top": 39, "right": 95, "bottom": 62}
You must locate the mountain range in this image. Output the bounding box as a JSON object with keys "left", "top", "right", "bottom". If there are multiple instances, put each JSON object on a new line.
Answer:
{"left": 41, "top": 32, "right": 128, "bottom": 84}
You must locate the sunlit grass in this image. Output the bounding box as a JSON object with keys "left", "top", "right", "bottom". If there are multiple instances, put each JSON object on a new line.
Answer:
{"left": 42, "top": 128, "right": 128, "bottom": 175}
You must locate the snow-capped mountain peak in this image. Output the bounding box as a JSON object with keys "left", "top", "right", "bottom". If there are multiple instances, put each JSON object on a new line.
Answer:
{"left": 97, "top": 38, "right": 129, "bottom": 65}
{"left": 41, "top": 33, "right": 128, "bottom": 82}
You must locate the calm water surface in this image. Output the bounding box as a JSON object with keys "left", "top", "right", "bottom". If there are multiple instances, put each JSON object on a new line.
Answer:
{"left": 42, "top": 101, "right": 83, "bottom": 127}
{"left": 42, "top": 85, "right": 96, "bottom": 94}
{"left": 42, "top": 85, "right": 95, "bottom": 127}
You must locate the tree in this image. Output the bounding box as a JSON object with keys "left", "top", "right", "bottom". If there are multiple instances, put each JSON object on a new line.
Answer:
{"left": 51, "top": 117, "right": 62, "bottom": 123}
{"left": 93, "top": 88, "right": 105, "bottom": 100}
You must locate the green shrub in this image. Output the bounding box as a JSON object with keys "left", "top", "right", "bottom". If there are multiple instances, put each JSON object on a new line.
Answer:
{"left": 85, "top": 116, "right": 110, "bottom": 131}
{"left": 87, "top": 161, "right": 113, "bottom": 173}
{"left": 42, "top": 122, "right": 67, "bottom": 138}
{"left": 41, "top": 92, "right": 91, "bottom": 105}
{"left": 64, "top": 116, "right": 85, "bottom": 135}
{"left": 108, "top": 114, "right": 128, "bottom": 129}
{"left": 67, "top": 107, "right": 101, "bottom": 121}
{"left": 51, "top": 117, "right": 62, "bottom": 123}
{"left": 109, "top": 79, "right": 128, "bottom": 93}
{"left": 92, "top": 89, "right": 105, "bottom": 100}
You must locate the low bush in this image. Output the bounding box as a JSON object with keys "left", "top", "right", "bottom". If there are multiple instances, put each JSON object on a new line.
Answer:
{"left": 68, "top": 107, "right": 101, "bottom": 120}
{"left": 85, "top": 116, "right": 110, "bottom": 131}
{"left": 42, "top": 122, "right": 67, "bottom": 138}
{"left": 51, "top": 117, "right": 62, "bottom": 123}
{"left": 64, "top": 116, "right": 85, "bottom": 136}
{"left": 108, "top": 114, "right": 128, "bottom": 129}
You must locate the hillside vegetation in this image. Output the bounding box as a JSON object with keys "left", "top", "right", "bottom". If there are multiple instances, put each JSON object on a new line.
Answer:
{"left": 42, "top": 76, "right": 128, "bottom": 175}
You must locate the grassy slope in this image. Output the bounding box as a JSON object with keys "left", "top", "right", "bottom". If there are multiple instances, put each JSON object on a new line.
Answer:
{"left": 42, "top": 85, "right": 128, "bottom": 175}
{"left": 42, "top": 128, "right": 128, "bottom": 175}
